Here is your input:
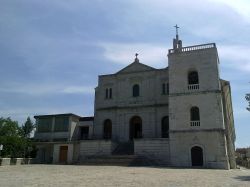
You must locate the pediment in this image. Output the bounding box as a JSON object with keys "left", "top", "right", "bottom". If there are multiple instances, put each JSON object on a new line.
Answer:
{"left": 117, "top": 62, "right": 155, "bottom": 74}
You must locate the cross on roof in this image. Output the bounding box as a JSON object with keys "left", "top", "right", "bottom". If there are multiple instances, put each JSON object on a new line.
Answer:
{"left": 174, "top": 24, "right": 179, "bottom": 35}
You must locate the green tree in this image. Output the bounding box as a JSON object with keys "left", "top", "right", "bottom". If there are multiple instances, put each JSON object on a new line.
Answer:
{"left": 0, "top": 117, "right": 26, "bottom": 157}
{"left": 0, "top": 117, "right": 21, "bottom": 136}
{"left": 0, "top": 117, "right": 37, "bottom": 158}
{"left": 246, "top": 93, "right": 250, "bottom": 111}
{"left": 21, "top": 117, "right": 35, "bottom": 138}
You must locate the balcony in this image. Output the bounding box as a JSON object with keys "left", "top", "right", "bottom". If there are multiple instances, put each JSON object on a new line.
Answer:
{"left": 188, "top": 84, "right": 199, "bottom": 90}
{"left": 190, "top": 121, "right": 200, "bottom": 127}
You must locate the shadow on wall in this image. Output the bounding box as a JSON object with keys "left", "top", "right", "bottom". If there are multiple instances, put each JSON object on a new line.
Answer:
{"left": 234, "top": 176, "right": 250, "bottom": 181}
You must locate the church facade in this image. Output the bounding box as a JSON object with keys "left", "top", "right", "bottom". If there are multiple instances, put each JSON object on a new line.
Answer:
{"left": 34, "top": 34, "right": 236, "bottom": 169}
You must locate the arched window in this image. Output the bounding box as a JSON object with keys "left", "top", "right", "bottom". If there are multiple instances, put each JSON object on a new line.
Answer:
{"left": 133, "top": 84, "right": 140, "bottom": 97}
{"left": 190, "top": 107, "right": 200, "bottom": 126}
{"left": 188, "top": 71, "right": 199, "bottom": 85}
{"left": 190, "top": 107, "right": 200, "bottom": 121}
{"left": 161, "top": 116, "right": 169, "bottom": 138}
{"left": 103, "top": 119, "right": 112, "bottom": 139}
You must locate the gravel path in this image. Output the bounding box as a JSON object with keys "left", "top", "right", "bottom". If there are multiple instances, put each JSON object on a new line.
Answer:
{"left": 0, "top": 165, "right": 249, "bottom": 187}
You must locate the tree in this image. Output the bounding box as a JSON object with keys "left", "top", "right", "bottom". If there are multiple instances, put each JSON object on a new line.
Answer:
{"left": 0, "top": 117, "right": 37, "bottom": 158}
{"left": 21, "top": 117, "right": 35, "bottom": 138}
{"left": 0, "top": 117, "right": 26, "bottom": 157}
{"left": 0, "top": 117, "right": 21, "bottom": 136}
{"left": 246, "top": 93, "right": 250, "bottom": 111}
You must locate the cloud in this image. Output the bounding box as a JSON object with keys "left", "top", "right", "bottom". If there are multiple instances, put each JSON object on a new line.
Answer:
{"left": 218, "top": 45, "right": 250, "bottom": 72}
{"left": 62, "top": 86, "right": 94, "bottom": 94}
{"left": 0, "top": 83, "right": 94, "bottom": 95}
{"left": 207, "top": 0, "right": 250, "bottom": 21}
{"left": 100, "top": 42, "right": 168, "bottom": 68}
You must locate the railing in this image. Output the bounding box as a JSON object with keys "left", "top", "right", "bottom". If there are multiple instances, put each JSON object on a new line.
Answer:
{"left": 188, "top": 84, "right": 199, "bottom": 90}
{"left": 190, "top": 121, "right": 200, "bottom": 127}
{"left": 169, "top": 43, "right": 216, "bottom": 54}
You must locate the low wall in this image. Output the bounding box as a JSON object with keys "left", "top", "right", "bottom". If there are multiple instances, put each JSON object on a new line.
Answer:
{"left": 134, "top": 138, "right": 170, "bottom": 164}
{"left": 11, "top": 158, "right": 23, "bottom": 165}
{"left": 80, "top": 140, "right": 115, "bottom": 158}
{"left": 0, "top": 158, "right": 11, "bottom": 166}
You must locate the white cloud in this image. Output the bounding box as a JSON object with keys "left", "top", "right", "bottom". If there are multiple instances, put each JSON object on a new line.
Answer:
{"left": 62, "top": 86, "right": 94, "bottom": 94}
{"left": 0, "top": 83, "right": 94, "bottom": 95}
{"left": 218, "top": 45, "right": 250, "bottom": 72}
{"left": 207, "top": 0, "right": 250, "bottom": 21}
{"left": 100, "top": 42, "right": 169, "bottom": 68}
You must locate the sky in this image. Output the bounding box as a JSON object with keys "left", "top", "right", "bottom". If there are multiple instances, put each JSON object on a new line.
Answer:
{"left": 0, "top": 0, "right": 249, "bottom": 147}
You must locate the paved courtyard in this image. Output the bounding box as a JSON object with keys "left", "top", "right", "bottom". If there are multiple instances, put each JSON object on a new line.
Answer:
{"left": 0, "top": 165, "right": 249, "bottom": 187}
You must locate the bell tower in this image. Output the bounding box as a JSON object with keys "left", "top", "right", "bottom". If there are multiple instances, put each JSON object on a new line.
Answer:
{"left": 167, "top": 26, "right": 230, "bottom": 169}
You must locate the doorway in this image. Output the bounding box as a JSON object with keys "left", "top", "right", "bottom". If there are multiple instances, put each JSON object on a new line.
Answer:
{"left": 80, "top": 126, "right": 89, "bottom": 140}
{"left": 59, "top": 146, "right": 68, "bottom": 163}
{"left": 129, "top": 116, "right": 142, "bottom": 140}
{"left": 103, "top": 119, "right": 112, "bottom": 139}
{"left": 191, "top": 146, "right": 203, "bottom": 166}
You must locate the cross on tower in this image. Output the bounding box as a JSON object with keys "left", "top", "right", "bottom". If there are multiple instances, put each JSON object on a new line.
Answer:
{"left": 134, "top": 53, "right": 139, "bottom": 63}
{"left": 174, "top": 24, "right": 179, "bottom": 36}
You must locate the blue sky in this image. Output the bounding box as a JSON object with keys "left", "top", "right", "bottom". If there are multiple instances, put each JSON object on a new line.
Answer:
{"left": 0, "top": 0, "right": 249, "bottom": 147}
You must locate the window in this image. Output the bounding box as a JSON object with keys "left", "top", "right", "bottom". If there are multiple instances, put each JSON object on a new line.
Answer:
{"left": 162, "top": 83, "right": 166, "bottom": 95}
{"left": 37, "top": 118, "right": 52, "bottom": 132}
{"left": 190, "top": 106, "right": 200, "bottom": 126}
{"left": 161, "top": 116, "right": 169, "bottom": 138}
{"left": 188, "top": 71, "right": 199, "bottom": 90}
{"left": 162, "top": 83, "right": 169, "bottom": 95}
{"left": 109, "top": 88, "right": 112, "bottom": 99}
{"left": 54, "top": 116, "right": 69, "bottom": 132}
{"left": 105, "top": 89, "right": 109, "bottom": 99}
{"left": 103, "top": 119, "right": 112, "bottom": 139}
{"left": 105, "top": 88, "right": 112, "bottom": 99}
{"left": 133, "top": 84, "right": 140, "bottom": 97}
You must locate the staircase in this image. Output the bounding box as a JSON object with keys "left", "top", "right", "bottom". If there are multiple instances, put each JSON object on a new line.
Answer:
{"left": 79, "top": 155, "right": 166, "bottom": 166}
{"left": 112, "top": 141, "right": 134, "bottom": 155}
{"left": 78, "top": 141, "right": 168, "bottom": 166}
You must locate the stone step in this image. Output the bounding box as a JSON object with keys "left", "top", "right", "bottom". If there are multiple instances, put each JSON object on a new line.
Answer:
{"left": 78, "top": 155, "right": 168, "bottom": 167}
{"left": 112, "top": 142, "right": 134, "bottom": 155}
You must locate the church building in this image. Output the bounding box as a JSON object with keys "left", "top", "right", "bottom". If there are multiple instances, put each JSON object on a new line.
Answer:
{"left": 34, "top": 30, "right": 236, "bottom": 169}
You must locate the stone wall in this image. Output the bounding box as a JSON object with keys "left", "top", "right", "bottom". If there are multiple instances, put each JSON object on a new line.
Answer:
{"left": 94, "top": 66, "right": 169, "bottom": 142}
{"left": 170, "top": 131, "right": 229, "bottom": 169}
{"left": 79, "top": 140, "right": 115, "bottom": 158}
{"left": 134, "top": 138, "right": 170, "bottom": 164}
{"left": 221, "top": 80, "right": 236, "bottom": 168}
{"left": 94, "top": 106, "right": 169, "bottom": 141}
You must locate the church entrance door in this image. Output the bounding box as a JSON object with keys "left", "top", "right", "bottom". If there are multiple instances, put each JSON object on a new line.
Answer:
{"left": 129, "top": 116, "right": 142, "bottom": 140}
{"left": 191, "top": 146, "right": 203, "bottom": 166}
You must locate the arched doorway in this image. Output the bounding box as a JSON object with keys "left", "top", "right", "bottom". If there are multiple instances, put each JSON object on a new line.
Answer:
{"left": 191, "top": 146, "right": 203, "bottom": 166}
{"left": 161, "top": 116, "right": 169, "bottom": 138}
{"left": 103, "top": 119, "right": 112, "bottom": 139}
{"left": 129, "top": 116, "right": 142, "bottom": 140}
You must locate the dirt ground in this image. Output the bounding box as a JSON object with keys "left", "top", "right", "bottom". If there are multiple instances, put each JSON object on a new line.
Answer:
{"left": 0, "top": 165, "right": 249, "bottom": 187}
